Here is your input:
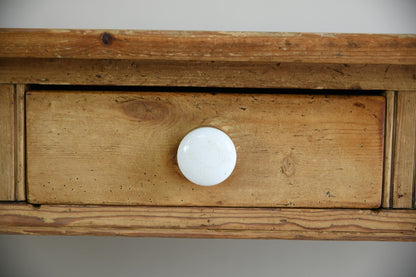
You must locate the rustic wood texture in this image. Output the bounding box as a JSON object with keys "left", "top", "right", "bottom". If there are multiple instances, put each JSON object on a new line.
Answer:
{"left": 27, "top": 91, "right": 384, "bottom": 208}
{"left": 382, "top": 91, "right": 395, "bottom": 208}
{"left": 0, "top": 203, "right": 415, "bottom": 241}
{"left": 15, "top": 84, "right": 26, "bottom": 200}
{"left": 0, "top": 29, "right": 415, "bottom": 65}
{"left": 1, "top": 58, "right": 415, "bottom": 90}
{"left": 392, "top": 91, "right": 416, "bottom": 208}
{"left": 0, "top": 85, "right": 15, "bottom": 200}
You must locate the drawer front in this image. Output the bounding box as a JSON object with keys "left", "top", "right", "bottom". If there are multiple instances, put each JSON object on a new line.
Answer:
{"left": 26, "top": 91, "right": 384, "bottom": 208}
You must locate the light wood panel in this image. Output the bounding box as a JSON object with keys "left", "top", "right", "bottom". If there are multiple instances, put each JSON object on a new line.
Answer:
{"left": 1, "top": 58, "right": 415, "bottom": 90}
{"left": 15, "top": 85, "right": 26, "bottom": 200}
{"left": 392, "top": 91, "right": 416, "bottom": 208}
{"left": 27, "top": 91, "right": 384, "bottom": 208}
{"left": 0, "top": 85, "right": 15, "bottom": 200}
{"left": 0, "top": 203, "right": 415, "bottom": 241}
{"left": 0, "top": 29, "right": 415, "bottom": 64}
{"left": 382, "top": 91, "right": 395, "bottom": 208}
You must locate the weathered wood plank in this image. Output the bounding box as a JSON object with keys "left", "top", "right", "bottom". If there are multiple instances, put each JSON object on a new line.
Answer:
{"left": 15, "top": 85, "right": 26, "bottom": 200}
{"left": 382, "top": 91, "right": 395, "bottom": 208}
{"left": 0, "top": 203, "right": 415, "bottom": 241}
{"left": 392, "top": 91, "right": 416, "bottom": 208}
{"left": 27, "top": 91, "right": 384, "bottom": 208}
{"left": 0, "top": 29, "right": 415, "bottom": 64}
{"left": 0, "top": 85, "right": 15, "bottom": 200}
{"left": 1, "top": 58, "right": 415, "bottom": 90}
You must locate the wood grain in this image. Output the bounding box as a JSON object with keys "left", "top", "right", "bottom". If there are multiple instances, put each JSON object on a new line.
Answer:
{"left": 15, "top": 84, "right": 26, "bottom": 201}
{"left": 0, "top": 29, "right": 415, "bottom": 64}
{"left": 392, "top": 91, "right": 416, "bottom": 208}
{"left": 27, "top": 91, "right": 384, "bottom": 208}
{"left": 382, "top": 91, "right": 395, "bottom": 208}
{"left": 1, "top": 58, "right": 415, "bottom": 90}
{"left": 0, "top": 203, "right": 415, "bottom": 241}
{"left": 0, "top": 29, "right": 414, "bottom": 242}
{"left": 0, "top": 85, "right": 15, "bottom": 200}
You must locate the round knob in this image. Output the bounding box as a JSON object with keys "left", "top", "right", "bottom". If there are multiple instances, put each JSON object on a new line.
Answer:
{"left": 177, "top": 127, "right": 237, "bottom": 186}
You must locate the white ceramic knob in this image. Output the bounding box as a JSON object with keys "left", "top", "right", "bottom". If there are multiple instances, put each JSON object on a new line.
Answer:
{"left": 177, "top": 127, "right": 237, "bottom": 186}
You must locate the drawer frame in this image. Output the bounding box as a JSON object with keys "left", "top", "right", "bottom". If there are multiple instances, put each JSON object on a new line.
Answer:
{"left": 0, "top": 29, "right": 415, "bottom": 240}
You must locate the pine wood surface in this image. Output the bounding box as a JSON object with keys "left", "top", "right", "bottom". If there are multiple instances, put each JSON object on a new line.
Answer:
{"left": 14, "top": 85, "right": 26, "bottom": 201}
{"left": 27, "top": 91, "right": 384, "bottom": 208}
{"left": 0, "top": 203, "right": 415, "bottom": 241}
{"left": 392, "top": 92, "right": 416, "bottom": 208}
{"left": 1, "top": 58, "right": 415, "bottom": 90}
{"left": 0, "top": 30, "right": 415, "bottom": 240}
{"left": 0, "top": 29, "right": 415, "bottom": 64}
{"left": 0, "top": 85, "right": 15, "bottom": 200}
{"left": 382, "top": 91, "right": 395, "bottom": 208}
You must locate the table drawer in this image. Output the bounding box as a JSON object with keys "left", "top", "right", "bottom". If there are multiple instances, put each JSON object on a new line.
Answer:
{"left": 26, "top": 91, "right": 384, "bottom": 208}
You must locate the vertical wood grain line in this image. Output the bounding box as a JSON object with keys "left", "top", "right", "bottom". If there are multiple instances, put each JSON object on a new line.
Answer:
{"left": 392, "top": 91, "right": 416, "bottom": 208}
{"left": 382, "top": 91, "right": 395, "bottom": 208}
{"left": 15, "top": 84, "right": 26, "bottom": 200}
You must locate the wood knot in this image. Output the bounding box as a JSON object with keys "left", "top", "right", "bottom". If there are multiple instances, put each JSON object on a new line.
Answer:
{"left": 100, "top": 32, "right": 114, "bottom": 45}
{"left": 118, "top": 96, "right": 171, "bottom": 123}
{"left": 353, "top": 102, "right": 366, "bottom": 109}
{"left": 281, "top": 153, "right": 295, "bottom": 177}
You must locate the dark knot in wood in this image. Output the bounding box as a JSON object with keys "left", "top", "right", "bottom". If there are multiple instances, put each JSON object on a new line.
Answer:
{"left": 100, "top": 32, "right": 114, "bottom": 45}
